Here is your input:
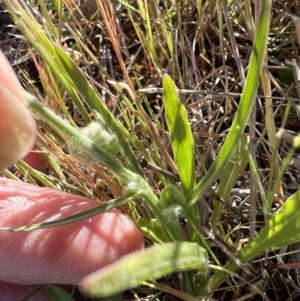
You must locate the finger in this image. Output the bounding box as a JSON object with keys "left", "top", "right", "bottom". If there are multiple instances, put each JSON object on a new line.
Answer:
{"left": 0, "top": 50, "right": 36, "bottom": 171}
{"left": 0, "top": 178, "right": 144, "bottom": 285}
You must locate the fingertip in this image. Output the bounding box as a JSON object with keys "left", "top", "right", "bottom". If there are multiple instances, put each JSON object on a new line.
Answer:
{"left": 0, "top": 50, "right": 36, "bottom": 171}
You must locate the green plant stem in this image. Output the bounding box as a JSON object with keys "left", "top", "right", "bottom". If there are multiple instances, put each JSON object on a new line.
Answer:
{"left": 25, "top": 94, "right": 184, "bottom": 242}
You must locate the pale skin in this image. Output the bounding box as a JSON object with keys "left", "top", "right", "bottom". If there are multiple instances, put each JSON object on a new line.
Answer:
{"left": 0, "top": 50, "right": 144, "bottom": 300}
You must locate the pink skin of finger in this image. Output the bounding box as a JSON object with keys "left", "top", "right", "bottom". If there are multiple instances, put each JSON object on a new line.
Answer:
{"left": 22, "top": 147, "right": 47, "bottom": 171}
{"left": 0, "top": 49, "right": 46, "bottom": 171}
{"left": 0, "top": 51, "right": 36, "bottom": 172}
{"left": 0, "top": 50, "right": 144, "bottom": 299}
{"left": 0, "top": 178, "right": 144, "bottom": 285}
{"left": 0, "top": 178, "right": 144, "bottom": 298}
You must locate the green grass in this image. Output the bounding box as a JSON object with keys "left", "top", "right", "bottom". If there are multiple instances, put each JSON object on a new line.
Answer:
{"left": 2, "top": 0, "right": 300, "bottom": 300}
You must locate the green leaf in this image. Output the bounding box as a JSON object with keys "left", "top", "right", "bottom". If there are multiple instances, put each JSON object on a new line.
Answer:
{"left": 160, "top": 184, "right": 186, "bottom": 208}
{"left": 187, "top": 0, "right": 272, "bottom": 209}
{"left": 80, "top": 242, "right": 208, "bottom": 298}
{"left": 163, "top": 75, "right": 195, "bottom": 195}
{"left": 208, "top": 0, "right": 273, "bottom": 289}
{"left": 46, "top": 285, "right": 75, "bottom": 301}
{"left": 238, "top": 190, "right": 300, "bottom": 261}
{"left": 136, "top": 217, "right": 169, "bottom": 243}
{"left": 210, "top": 189, "right": 300, "bottom": 289}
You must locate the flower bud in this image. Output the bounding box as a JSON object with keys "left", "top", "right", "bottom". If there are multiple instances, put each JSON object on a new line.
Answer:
{"left": 160, "top": 184, "right": 186, "bottom": 209}
{"left": 69, "top": 122, "right": 119, "bottom": 164}
{"left": 159, "top": 185, "right": 186, "bottom": 225}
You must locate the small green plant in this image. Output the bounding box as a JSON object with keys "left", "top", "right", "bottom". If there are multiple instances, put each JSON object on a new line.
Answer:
{"left": 3, "top": 0, "right": 300, "bottom": 300}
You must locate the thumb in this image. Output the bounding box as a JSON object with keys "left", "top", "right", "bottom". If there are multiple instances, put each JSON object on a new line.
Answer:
{"left": 0, "top": 50, "right": 36, "bottom": 172}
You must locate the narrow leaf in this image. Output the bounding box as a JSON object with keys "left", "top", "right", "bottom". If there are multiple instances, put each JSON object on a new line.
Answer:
{"left": 46, "top": 284, "right": 75, "bottom": 301}
{"left": 210, "top": 189, "right": 300, "bottom": 289}
{"left": 238, "top": 190, "right": 300, "bottom": 261}
{"left": 187, "top": 0, "right": 272, "bottom": 209}
{"left": 0, "top": 194, "right": 138, "bottom": 232}
{"left": 136, "top": 217, "right": 169, "bottom": 243}
{"left": 163, "top": 75, "right": 195, "bottom": 195}
{"left": 80, "top": 242, "right": 208, "bottom": 298}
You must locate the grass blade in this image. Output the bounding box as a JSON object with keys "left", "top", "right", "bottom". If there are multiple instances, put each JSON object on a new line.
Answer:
{"left": 0, "top": 194, "right": 139, "bottom": 232}
{"left": 54, "top": 45, "right": 144, "bottom": 176}
{"left": 186, "top": 0, "right": 272, "bottom": 209}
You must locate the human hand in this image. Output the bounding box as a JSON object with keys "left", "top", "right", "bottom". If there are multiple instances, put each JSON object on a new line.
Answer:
{"left": 0, "top": 50, "right": 144, "bottom": 300}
